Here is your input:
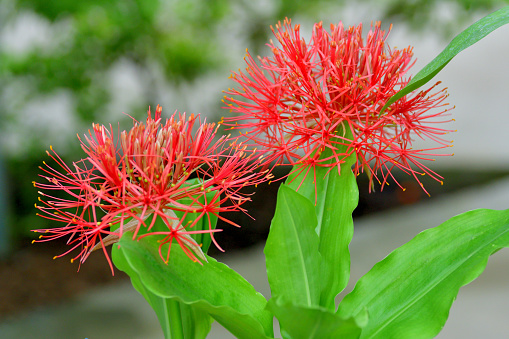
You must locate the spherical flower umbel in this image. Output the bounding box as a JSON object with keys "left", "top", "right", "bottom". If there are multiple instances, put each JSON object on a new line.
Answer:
{"left": 223, "top": 19, "right": 454, "bottom": 192}
{"left": 33, "top": 105, "right": 271, "bottom": 274}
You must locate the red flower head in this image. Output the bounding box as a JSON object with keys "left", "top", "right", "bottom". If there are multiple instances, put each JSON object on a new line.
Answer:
{"left": 223, "top": 19, "right": 454, "bottom": 193}
{"left": 33, "top": 105, "right": 271, "bottom": 274}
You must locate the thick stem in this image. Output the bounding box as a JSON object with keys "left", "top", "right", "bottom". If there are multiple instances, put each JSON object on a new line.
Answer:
{"left": 166, "top": 299, "right": 184, "bottom": 339}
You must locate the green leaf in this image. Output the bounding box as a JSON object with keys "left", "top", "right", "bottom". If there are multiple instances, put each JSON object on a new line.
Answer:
{"left": 113, "top": 248, "right": 213, "bottom": 338}
{"left": 337, "top": 209, "right": 509, "bottom": 339}
{"left": 112, "top": 234, "right": 273, "bottom": 339}
{"left": 267, "top": 298, "right": 364, "bottom": 339}
{"left": 264, "top": 184, "right": 323, "bottom": 307}
{"left": 381, "top": 6, "right": 509, "bottom": 114}
{"left": 110, "top": 178, "right": 221, "bottom": 338}
{"left": 287, "top": 138, "right": 359, "bottom": 310}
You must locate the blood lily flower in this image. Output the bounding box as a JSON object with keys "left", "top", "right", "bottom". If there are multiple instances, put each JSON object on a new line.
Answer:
{"left": 33, "top": 105, "right": 271, "bottom": 274}
{"left": 223, "top": 19, "right": 454, "bottom": 192}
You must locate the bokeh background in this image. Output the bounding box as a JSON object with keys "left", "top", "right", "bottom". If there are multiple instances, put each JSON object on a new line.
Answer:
{"left": 0, "top": 0, "right": 508, "bottom": 338}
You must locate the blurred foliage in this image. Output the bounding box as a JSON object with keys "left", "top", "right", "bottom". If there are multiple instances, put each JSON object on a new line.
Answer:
{"left": 0, "top": 0, "right": 507, "bottom": 248}
{"left": 384, "top": 0, "right": 509, "bottom": 36}
{"left": 3, "top": 0, "right": 229, "bottom": 123}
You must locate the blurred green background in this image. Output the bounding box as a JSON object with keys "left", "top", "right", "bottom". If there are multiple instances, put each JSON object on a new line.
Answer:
{"left": 1, "top": 0, "right": 507, "bottom": 255}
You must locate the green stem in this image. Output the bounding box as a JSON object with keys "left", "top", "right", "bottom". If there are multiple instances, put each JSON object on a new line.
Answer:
{"left": 285, "top": 128, "right": 358, "bottom": 310}
{"left": 166, "top": 298, "right": 184, "bottom": 339}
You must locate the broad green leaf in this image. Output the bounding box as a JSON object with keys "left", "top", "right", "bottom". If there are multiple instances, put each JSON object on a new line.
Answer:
{"left": 113, "top": 247, "right": 213, "bottom": 338}
{"left": 337, "top": 209, "right": 509, "bottom": 339}
{"left": 381, "top": 6, "right": 509, "bottom": 113}
{"left": 264, "top": 184, "right": 322, "bottom": 307}
{"left": 112, "top": 234, "right": 273, "bottom": 339}
{"left": 287, "top": 136, "right": 359, "bottom": 310}
{"left": 267, "top": 298, "right": 365, "bottom": 339}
